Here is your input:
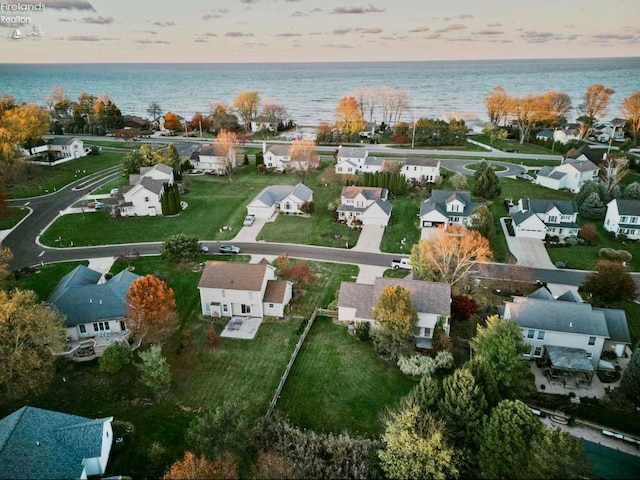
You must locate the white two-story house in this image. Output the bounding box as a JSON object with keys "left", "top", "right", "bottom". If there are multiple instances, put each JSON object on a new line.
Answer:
{"left": 604, "top": 198, "right": 640, "bottom": 240}
{"left": 535, "top": 158, "right": 599, "bottom": 193}
{"left": 119, "top": 163, "right": 174, "bottom": 217}
{"left": 337, "top": 186, "right": 392, "bottom": 227}
{"left": 334, "top": 146, "right": 370, "bottom": 174}
{"left": 401, "top": 158, "right": 441, "bottom": 184}
{"left": 338, "top": 277, "right": 451, "bottom": 349}
{"left": 511, "top": 198, "right": 580, "bottom": 239}
{"left": 262, "top": 142, "right": 319, "bottom": 173}
{"left": 503, "top": 287, "right": 631, "bottom": 377}
{"left": 198, "top": 261, "right": 292, "bottom": 319}
{"left": 419, "top": 190, "right": 482, "bottom": 230}
{"left": 190, "top": 144, "right": 241, "bottom": 174}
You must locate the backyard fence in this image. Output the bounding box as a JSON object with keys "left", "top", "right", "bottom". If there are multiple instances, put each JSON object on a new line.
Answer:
{"left": 265, "top": 308, "right": 320, "bottom": 419}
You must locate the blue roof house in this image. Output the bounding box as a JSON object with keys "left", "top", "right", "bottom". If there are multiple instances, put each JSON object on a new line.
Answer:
{"left": 48, "top": 265, "right": 139, "bottom": 362}
{"left": 0, "top": 406, "right": 113, "bottom": 479}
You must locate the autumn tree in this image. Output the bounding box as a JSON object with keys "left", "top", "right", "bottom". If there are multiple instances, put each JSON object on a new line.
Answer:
{"left": 233, "top": 90, "right": 261, "bottom": 132}
{"left": 0, "top": 289, "right": 66, "bottom": 398}
{"left": 509, "top": 93, "right": 542, "bottom": 144}
{"left": 279, "top": 261, "right": 316, "bottom": 293}
{"left": 470, "top": 315, "right": 530, "bottom": 399}
{"left": 0, "top": 243, "right": 13, "bottom": 291}
{"left": 252, "top": 449, "right": 300, "bottom": 479}
{"left": 579, "top": 84, "right": 615, "bottom": 131}
{"left": 147, "top": 101, "right": 162, "bottom": 120}
{"left": 484, "top": 86, "right": 509, "bottom": 126}
{"left": 449, "top": 172, "right": 468, "bottom": 190}
{"left": 600, "top": 155, "right": 629, "bottom": 195}
{"left": 261, "top": 100, "right": 289, "bottom": 128}
{"left": 163, "top": 111, "right": 182, "bottom": 132}
{"left": 578, "top": 223, "right": 598, "bottom": 245}
{"left": 210, "top": 103, "right": 241, "bottom": 132}
{"left": 126, "top": 274, "right": 177, "bottom": 342}
{"left": 536, "top": 90, "right": 573, "bottom": 127}
{"left": 468, "top": 205, "right": 496, "bottom": 242}
{"left": 410, "top": 225, "right": 491, "bottom": 285}
{"left": 44, "top": 85, "right": 67, "bottom": 111}
{"left": 582, "top": 260, "right": 637, "bottom": 305}
{"left": 482, "top": 123, "right": 508, "bottom": 146}
{"left": 451, "top": 293, "right": 478, "bottom": 320}
{"left": 189, "top": 111, "right": 212, "bottom": 134}
{"left": 335, "top": 95, "right": 365, "bottom": 137}
{"left": 621, "top": 92, "right": 640, "bottom": 145}
{"left": 214, "top": 129, "right": 241, "bottom": 180}
{"left": 287, "top": 138, "right": 319, "bottom": 183}
{"left": 164, "top": 451, "right": 238, "bottom": 480}
{"left": 373, "top": 284, "right": 417, "bottom": 340}
{"left": 166, "top": 143, "right": 181, "bottom": 170}
{"left": 378, "top": 402, "right": 460, "bottom": 480}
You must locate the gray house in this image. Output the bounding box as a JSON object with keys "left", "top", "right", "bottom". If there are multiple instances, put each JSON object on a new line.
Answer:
{"left": 0, "top": 406, "right": 113, "bottom": 479}
{"left": 419, "top": 189, "right": 482, "bottom": 230}
{"left": 48, "top": 265, "right": 139, "bottom": 362}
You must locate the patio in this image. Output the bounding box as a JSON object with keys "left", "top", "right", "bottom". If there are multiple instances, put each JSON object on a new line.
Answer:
{"left": 220, "top": 316, "right": 263, "bottom": 340}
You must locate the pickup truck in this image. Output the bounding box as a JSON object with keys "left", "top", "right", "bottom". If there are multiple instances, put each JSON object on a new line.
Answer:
{"left": 390, "top": 258, "right": 411, "bottom": 270}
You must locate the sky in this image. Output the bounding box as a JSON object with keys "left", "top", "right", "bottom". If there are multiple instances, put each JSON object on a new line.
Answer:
{"left": 0, "top": 0, "right": 639, "bottom": 62}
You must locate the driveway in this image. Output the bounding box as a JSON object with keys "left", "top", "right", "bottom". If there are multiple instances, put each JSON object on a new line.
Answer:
{"left": 352, "top": 225, "right": 385, "bottom": 253}
{"left": 232, "top": 217, "right": 268, "bottom": 243}
{"left": 500, "top": 218, "right": 556, "bottom": 269}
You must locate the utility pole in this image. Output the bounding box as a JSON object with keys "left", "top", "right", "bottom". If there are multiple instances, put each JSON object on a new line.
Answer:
{"left": 411, "top": 107, "right": 417, "bottom": 149}
{"left": 199, "top": 120, "right": 203, "bottom": 139}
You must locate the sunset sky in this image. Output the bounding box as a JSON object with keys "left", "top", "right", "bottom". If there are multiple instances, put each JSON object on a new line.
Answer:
{"left": 1, "top": 0, "right": 638, "bottom": 62}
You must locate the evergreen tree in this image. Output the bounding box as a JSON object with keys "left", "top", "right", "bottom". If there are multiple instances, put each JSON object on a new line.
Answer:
{"left": 161, "top": 183, "right": 170, "bottom": 215}
{"left": 621, "top": 347, "right": 640, "bottom": 404}
{"left": 468, "top": 205, "right": 496, "bottom": 241}
{"left": 473, "top": 166, "right": 501, "bottom": 199}
{"left": 137, "top": 344, "right": 171, "bottom": 394}
{"left": 623, "top": 182, "right": 640, "bottom": 200}
{"left": 580, "top": 192, "right": 606, "bottom": 219}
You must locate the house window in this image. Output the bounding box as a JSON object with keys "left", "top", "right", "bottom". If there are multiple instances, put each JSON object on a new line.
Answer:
{"left": 249, "top": 292, "right": 254, "bottom": 301}
{"left": 547, "top": 216, "right": 557, "bottom": 223}
{"left": 269, "top": 303, "right": 274, "bottom": 308}
{"left": 221, "top": 290, "right": 226, "bottom": 298}
{"left": 537, "top": 330, "right": 545, "bottom": 340}
{"left": 223, "top": 305, "right": 228, "bottom": 312}
{"left": 120, "top": 320, "right": 126, "bottom": 331}
{"left": 533, "top": 346, "right": 543, "bottom": 357}
{"left": 92, "top": 322, "right": 110, "bottom": 332}
{"left": 527, "top": 329, "right": 535, "bottom": 339}
{"left": 620, "top": 216, "right": 628, "bottom": 223}
{"left": 144, "top": 196, "right": 150, "bottom": 202}
{"left": 79, "top": 324, "right": 86, "bottom": 334}
{"left": 587, "top": 353, "right": 593, "bottom": 359}
{"left": 630, "top": 217, "right": 638, "bottom": 224}
{"left": 241, "top": 304, "right": 251, "bottom": 314}
{"left": 588, "top": 336, "right": 596, "bottom": 346}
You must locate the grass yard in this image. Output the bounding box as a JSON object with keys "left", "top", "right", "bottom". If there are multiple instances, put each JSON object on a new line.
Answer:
{"left": 277, "top": 317, "right": 417, "bottom": 436}
{"left": 383, "top": 268, "right": 411, "bottom": 278}
{"left": 380, "top": 195, "right": 422, "bottom": 254}
{"left": 15, "top": 261, "right": 89, "bottom": 301}
{"left": 7, "top": 151, "right": 125, "bottom": 199}
{"left": 85, "top": 140, "right": 142, "bottom": 149}
{"left": 0, "top": 206, "right": 29, "bottom": 230}
{"left": 465, "top": 162, "right": 508, "bottom": 172}
{"left": 613, "top": 300, "right": 640, "bottom": 347}
{"left": 471, "top": 134, "right": 555, "bottom": 156}
{"left": 90, "top": 176, "right": 129, "bottom": 195}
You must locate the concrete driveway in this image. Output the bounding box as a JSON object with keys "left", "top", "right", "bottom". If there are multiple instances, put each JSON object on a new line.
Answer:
{"left": 352, "top": 225, "right": 385, "bottom": 253}
{"left": 500, "top": 218, "right": 556, "bottom": 269}
{"left": 232, "top": 217, "right": 268, "bottom": 242}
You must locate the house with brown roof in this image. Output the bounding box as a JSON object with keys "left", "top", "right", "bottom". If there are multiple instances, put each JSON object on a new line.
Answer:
{"left": 337, "top": 186, "right": 392, "bottom": 227}
{"left": 337, "top": 277, "right": 451, "bottom": 349}
{"left": 197, "top": 261, "right": 292, "bottom": 320}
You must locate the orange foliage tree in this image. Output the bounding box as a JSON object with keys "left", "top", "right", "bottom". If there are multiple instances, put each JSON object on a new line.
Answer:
{"left": 279, "top": 261, "right": 316, "bottom": 293}
{"left": 164, "top": 111, "right": 182, "bottom": 132}
{"left": 335, "top": 96, "right": 365, "bottom": 137}
{"left": 163, "top": 451, "right": 238, "bottom": 480}
{"left": 579, "top": 84, "right": 615, "bottom": 129}
{"left": 484, "top": 86, "right": 510, "bottom": 126}
{"left": 213, "top": 129, "right": 241, "bottom": 180}
{"left": 621, "top": 91, "right": 640, "bottom": 145}
{"left": 232, "top": 90, "right": 261, "bottom": 132}
{"left": 409, "top": 225, "right": 492, "bottom": 286}
{"left": 126, "top": 274, "right": 177, "bottom": 342}
{"left": 287, "top": 138, "right": 319, "bottom": 183}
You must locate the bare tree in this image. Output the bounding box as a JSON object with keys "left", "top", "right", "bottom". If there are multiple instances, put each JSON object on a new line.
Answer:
{"left": 353, "top": 87, "right": 379, "bottom": 123}
{"left": 600, "top": 155, "right": 629, "bottom": 195}
{"left": 287, "top": 138, "right": 319, "bottom": 184}
{"left": 214, "top": 129, "right": 240, "bottom": 181}
{"left": 484, "top": 86, "right": 510, "bottom": 126}
{"left": 261, "top": 100, "right": 288, "bottom": 128}
{"left": 147, "top": 102, "right": 162, "bottom": 120}
{"left": 538, "top": 91, "right": 572, "bottom": 126}
{"left": 579, "top": 84, "right": 615, "bottom": 134}
{"left": 44, "top": 85, "right": 66, "bottom": 111}
{"left": 389, "top": 90, "right": 409, "bottom": 125}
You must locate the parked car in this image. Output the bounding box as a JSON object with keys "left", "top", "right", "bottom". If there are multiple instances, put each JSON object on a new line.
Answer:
{"left": 391, "top": 258, "right": 412, "bottom": 270}
{"left": 219, "top": 245, "right": 240, "bottom": 254}
{"left": 200, "top": 245, "right": 209, "bottom": 253}
{"left": 110, "top": 188, "right": 119, "bottom": 197}
{"left": 516, "top": 173, "right": 534, "bottom": 182}
{"left": 94, "top": 202, "right": 105, "bottom": 210}
{"left": 243, "top": 214, "right": 256, "bottom": 226}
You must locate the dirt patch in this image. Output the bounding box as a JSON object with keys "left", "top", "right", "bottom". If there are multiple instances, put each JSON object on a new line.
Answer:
{"left": 320, "top": 233, "right": 343, "bottom": 240}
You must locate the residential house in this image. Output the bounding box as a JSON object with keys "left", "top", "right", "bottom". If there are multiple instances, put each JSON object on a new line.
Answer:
{"left": 419, "top": 190, "right": 482, "bottom": 230}
{"left": 512, "top": 198, "right": 580, "bottom": 239}
{"left": 553, "top": 126, "right": 581, "bottom": 144}
{"left": 198, "top": 261, "right": 292, "bottom": 319}
{"left": 337, "top": 186, "right": 392, "bottom": 227}
{"left": 401, "top": 158, "right": 441, "bottom": 183}
{"left": 536, "top": 130, "right": 554, "bottom": 141}
{"left": 22, "top": 137, "right": 90, "bottom": 165}
{"left": 359, "top": 122, "right": 376, "bottom": 139}
{"left": 594, "top": 120, "right": 626, "bottom": 142}
{"left": 48, "top": 265, "right": 139, "bottom": 362}
{"left": 119, "top": 163, "right": 174, "bottom": 217}
{"left": 262, "top": 142, "right": 319, "bottom": 173}
{"left": 535, "top": 156, "right": 599, "bottom": 193}
{"left": 337, "top": 277, "right": 451, "bottom": 349}
{"left": 334, "top": 145, "right": 370, "bottom": 174}
{"left": 605, "top": 198, "right": 640, "bottom": 240}
{"left": 443, "top": 111, "right": 483, "bottom": 132}
{"left": 247, "top": 183, "right": 313, "bottom": 219}
{"left": 190, "top": 144, "right": 241, "bottom": 174}
{"left": 251, "top": 115, "right": 277, "bottom": 133}
{"left": 503, "top": 287, "right": 631, "bottom": 369}
{"left": 0, "top": 406, "right": 113, "bottom": 480}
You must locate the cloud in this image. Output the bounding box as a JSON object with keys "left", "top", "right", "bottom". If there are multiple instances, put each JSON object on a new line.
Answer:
{"left": 67, "top": 35, "right": 114, "bottom": 41}
{"left": 409, "top": 26, "right": 430, "bottom": 33}
{"left": 458, "top": 14, "right": 473, "bottom": 19}
{"left": 81, "top": 16, "right": 114, "bottom": 25}
{"left": 144, "top": 31, "right": 158, "bottom": 35}
{"left": 290, "top": 11, "right": 307, "bottom": 17}
{"left": 487, "top": 22, "right": 502, "bottom": 27}
{"left": 41, "top": 0, "right": 95, "bottom": 10}
{"left": 322, "top": 43, "right": 354, "bottom": 48}
{"left": 356, "top": 27, "right": 382, "bottom": 34}
{"left": 135, "top": 39, "right": 170, "bottom": 45}
{"left": 333, "top": 28, "right": 352, "bottom": 35}
{"left": 202, "top": 8, "right": 228, "bottom": 20}
{"left": 591, "top": 33, "right": 635, "bottom": 40}
{"left": 194, "top": 39, "right": 208, "bottom": 43}
{"left": 285, "top": 0, "right": 301, "bottom": 2}
{"left": 424, "top": 33, "right": 441, "bottom": 39}
{"left": 225, "top": 32, "right": 254, "bottom": 37}
{"left": 277, "top": 32, "right": 302, "bottom": 37}
{"left": 445, "top": 24, "right": 467, "bottom": 31}
{"left": 475, "top": 30, "right": 503, "bottom": 35}
{"left": 152, "top": 21, "right": 175, "bottom": 27}
{"left": 330, "top": 4, "right": 385, "bottom": 14}
{"left": 521, "top": 31, "right": 561, "bottom": 43}
{"left": 58, "top": 18, "right": 73, "bottom": 22}
{"left": 311, "top": 7, "right": 322, "bottom": 13}
{"left": 244, "top": 42, "right": 267, "bottom": 47}
{"left": 446, "top": 36, "right": 472, "bottom": 42}
{"left": 240, "top": 0, "right": 260, "bottom": 3}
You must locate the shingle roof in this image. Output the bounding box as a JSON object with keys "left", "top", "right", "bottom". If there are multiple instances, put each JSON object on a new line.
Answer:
{"left": 249, "top": 183, "right": 313, "bottom": 208}
{"left": 537, "top": 166, "right": 554, "bottom": 177}
{"left": 420, "top": 189, "right": 481, "bottom": 218}
{"left": 338, "top": 282, "right": 375, "bottom": 319}
{"left": 566, "top": 145, "right": 605, "bottom": 164}
{"left": 525, "top": 198, "right": 578, "bottom": 216}
{"left": 372, "top": 278, "right": 451, "bottom": 317}
{"left": 404, "top": 157, "right": 440, "bottom": 167}
{"left": 549, "top": 171, "right": 568, "bottom": 180}
{"left": 139, "top": 176, "right": 165, "bottom": 195}
{"left": 0, "top": 406, "right": 112, "bottom": 480}
{"left": 593, "top": 308, "right": 631, "bottom": 344}
{"left": 199, "top": 261, "right": 269, "bottom": 291}
{"left": 263, "top": 280, "right": 290, "bottom": 303}
{"left": 528, "top": 287, "right": 555, "bottom": 301}
{"left": 265, "top": 144, "right": 289, "bottom": 157}
{"left": 141, "top": 163, "right": 174, "bottom": 175}
{"left": 338, "top": 146, "right": 368, "bottom": 159}
{"left": 48, "top": 266, "right": 139, "bottom": 327}
{"left": 340, "top": 186, "right": 385, "bottom": 201}
{"left": 367, "top": 198, "right": 393, "bottom": 216}
{"left": 613, "top": 199, "right": 640, "bottom": 216}
{"left": 566, "top": 159, "right": 599, "bottom": 173}
{"left": 48, "top": 137, "right": 78, "bottom": 146}
{"left": 511, "top": 210, "right": 539, "bottom": 227}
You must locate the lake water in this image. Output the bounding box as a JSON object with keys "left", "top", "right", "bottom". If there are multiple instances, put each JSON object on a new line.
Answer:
{"left": 1, "top": 57, "right": 639, "bottom": 126}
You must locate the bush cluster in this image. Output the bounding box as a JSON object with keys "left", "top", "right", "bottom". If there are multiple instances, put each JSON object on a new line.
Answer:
{"left": 397, "top": 351, "right": 454, "bottom": 377}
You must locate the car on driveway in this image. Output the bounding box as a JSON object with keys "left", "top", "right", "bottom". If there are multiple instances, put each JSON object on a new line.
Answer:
{"left": 219, "top": 245, "right": 240, "bottom": 254}
{"left": 243, "top": 214, "right": 256, "bottom": 226}
{"left": 516, "top": 173, "right": 534, "bottom": 182}
{"left": 200, "top": 245, "right": 209, "bottom": 253}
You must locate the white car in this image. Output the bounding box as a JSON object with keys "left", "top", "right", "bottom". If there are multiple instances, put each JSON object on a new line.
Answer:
{"left": 243, "top": 215, "right": 256, "bottom": 226}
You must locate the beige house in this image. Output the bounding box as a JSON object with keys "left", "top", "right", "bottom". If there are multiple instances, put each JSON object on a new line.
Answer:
{"left": 337, "top": 186, "right": 392, "bottom": 227}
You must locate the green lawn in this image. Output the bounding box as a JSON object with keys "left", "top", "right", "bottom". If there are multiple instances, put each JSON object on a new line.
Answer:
{"left": 465, "top": 162, "right": 508, "bottom": 172}
{"left": 15, "top": 261, "right": 89, "bottom": 301}
{"left": 471, "top": 134, "right": 556, "bottom": 155}
{"left": 7, "top": 151, "right": 125, "bottom": 199}
{"left": 277, "top": 316, "right": 416, "bottom": 435}
{"left": 612, "top": 300, "right": 640, "bottom": 347}
{"left": 0, "top": 206, "right": 29, "bottom": 230}
{"left": 85, "top": 140, "right": 142, "bottom": 149}
{"left": 380, "top": 195, "right": 422, "bottom": 254}
{"left": 90, "top": 176, "right": 128, "bottom": 195}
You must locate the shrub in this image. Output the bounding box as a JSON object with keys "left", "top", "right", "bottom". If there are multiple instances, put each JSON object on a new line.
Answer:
{"left": 564, "top": 236, "right": 578, "bottom": 246}
{"left": 452, "top": 294, "right": 478, "bottom": 320}
{"left": 99, "top": 343, "right": 133, "bottom": 374}
{"left": 397, "top": 351, "right": 454, "bottom": 377}
{"left": 353, "top": 321, "right": 371, "bottom": 341}
{"left": 206, "top": 326, "right": 221, "bottom": 349}
{"left": 598, "top": 248, "right": 632, "bottom": 264}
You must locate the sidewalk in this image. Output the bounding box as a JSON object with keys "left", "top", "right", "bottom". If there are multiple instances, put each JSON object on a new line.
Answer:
{"left": 499, "top": 217, "right": 556, "bottom": 269}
